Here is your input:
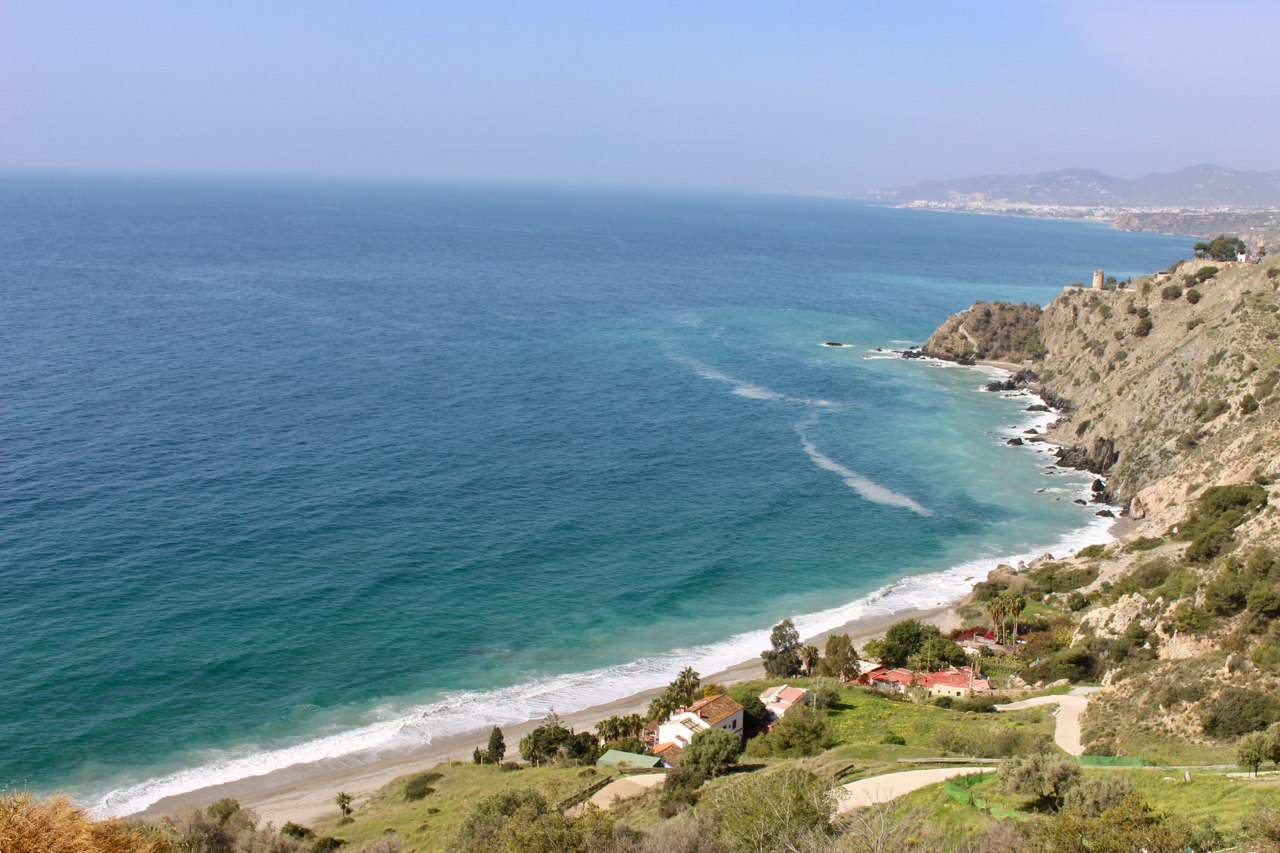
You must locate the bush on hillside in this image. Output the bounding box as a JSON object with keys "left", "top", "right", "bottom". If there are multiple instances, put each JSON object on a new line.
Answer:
{"left": 743, "top": 704, "right": 833, "bottom": 758}
{"left": 1181, "top": 484, "right": 1269, "bottom": 564}
{"left": 1200, "top": 687, "right": 1280, "bottom": 738}
{"left": 681, "top": 728, "right": 742, "bottom": 777}
{"left": 1161, "top": 284, "right": 1183, "bottom": 300}
{"left": 1186, "top": 288, "right": 1202, "bottom": 304}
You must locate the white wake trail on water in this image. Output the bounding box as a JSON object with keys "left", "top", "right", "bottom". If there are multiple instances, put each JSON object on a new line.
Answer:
{"left": 795, "top": 419, "right": 932, "bottom": 516}
{"left": 677, "top": 356, "right": 929, "bottom": 515}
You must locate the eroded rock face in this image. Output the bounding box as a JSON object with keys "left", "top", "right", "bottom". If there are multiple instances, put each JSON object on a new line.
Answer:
{"left": 1055, "top": 438, "right": 1119, "bottom": 475}
{"left": 1073, "top": 593, "right": 1153, "bottom": 643}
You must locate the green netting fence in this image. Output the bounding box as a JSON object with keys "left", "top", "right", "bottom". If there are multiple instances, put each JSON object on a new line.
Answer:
{"left": 942, "top": 772, "right": 1027, "bottom": 822}
{"left": 1075, "top": 756, "right": 1166, "bottom": 768}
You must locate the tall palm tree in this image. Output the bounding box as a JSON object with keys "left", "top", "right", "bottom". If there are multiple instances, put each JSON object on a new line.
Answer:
{"left": 984, "top": 598, "right": 1008, "bottom": 644}
{"left": 334, "top": 792, "right": 352, "bottom": 818}
{"left": 1006, "top": 594, "right": 1027, "bottom": 645}
{"left": 622, "top": 713, "right": 645, "bottom": 739}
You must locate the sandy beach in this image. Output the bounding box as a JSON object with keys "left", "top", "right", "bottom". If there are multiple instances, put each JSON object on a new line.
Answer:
{"left": 140, "top": 603, "right": 962, "bottom": 828}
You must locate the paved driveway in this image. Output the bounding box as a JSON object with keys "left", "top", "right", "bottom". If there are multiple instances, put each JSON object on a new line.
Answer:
{"left": 995, "top": 686, "right": 1101, "bottom": 756}
{"left": 835, "top": 767, "right": 988, "bottom": 813}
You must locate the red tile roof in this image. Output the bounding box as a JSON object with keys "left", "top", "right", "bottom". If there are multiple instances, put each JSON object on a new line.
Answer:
{"left": 688, "top": 694, "right": 744, "bottom": 726}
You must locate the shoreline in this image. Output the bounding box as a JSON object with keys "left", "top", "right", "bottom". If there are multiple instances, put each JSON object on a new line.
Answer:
{"left": 141, "top": 604, "right": 961, "bottom": 827}
{"left": 132, "top": 359, "right": 1111, "bottom": 828}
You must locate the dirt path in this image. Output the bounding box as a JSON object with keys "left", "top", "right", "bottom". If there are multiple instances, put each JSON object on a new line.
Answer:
{"left": 835, "top": 767, "right": 987, "bottom": 813}
{"left": 995, "top": 686, "right": 1100, "bottom": 756}
{"left": 567, "top": 773, "right": 667, "bottom": 814}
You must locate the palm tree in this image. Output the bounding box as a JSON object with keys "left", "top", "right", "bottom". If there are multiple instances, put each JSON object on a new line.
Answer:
{"left": 1006, "top": 595, "right": 1027, "bottom": 645}
{"left": 622, "top": 713, "right": 645, "bottom": 739}
{"left": 334, "top": 792, "right": 352, "bottom": 818}
{"left": 595, "top": 716, "right": 622, "bottom": 744}
{"left": 647, "top": 693, "right": 678, "bottom": 723}
{"left": 799, "top": 645, "right": 820, "bottom": 673}
{"left": 672, "top": 667, "right": 701, "bottom": 705}
{"left": 984, "top": 598, "right": 1008, "bottom": 644}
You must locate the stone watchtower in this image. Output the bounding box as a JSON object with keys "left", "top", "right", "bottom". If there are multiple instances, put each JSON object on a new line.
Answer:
{"left": 1092, "top": 270, "right": 1105, "bottom": 290}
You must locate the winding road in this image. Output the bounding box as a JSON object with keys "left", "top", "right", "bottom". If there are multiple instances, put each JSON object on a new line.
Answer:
{"left": 995, "top": 686, "right": 1100, "bottom": 756}
{"left": 835, "top": 766, "right": 988, "bottom": 813}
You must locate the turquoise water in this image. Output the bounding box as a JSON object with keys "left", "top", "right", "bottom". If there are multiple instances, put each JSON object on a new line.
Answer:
{"left": 0, "top": 178, "right": 1190, "bottom": 813}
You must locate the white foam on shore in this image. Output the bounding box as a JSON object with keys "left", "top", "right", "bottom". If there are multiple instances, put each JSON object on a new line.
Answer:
{"left": 90, "top": 502, "right": 1115, "bottom": 819}
{"left": 88, "top": 354, "right": 1114, "bottom": 818}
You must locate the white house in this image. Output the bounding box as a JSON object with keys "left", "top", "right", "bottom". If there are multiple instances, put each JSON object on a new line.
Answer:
{"left": 653, "top": 694, "right": 745, "bottom": 752}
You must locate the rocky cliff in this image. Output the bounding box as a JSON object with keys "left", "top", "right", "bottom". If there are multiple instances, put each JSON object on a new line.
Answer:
{"left": 925, "top": 256, "right": 1280, "bottom": 519}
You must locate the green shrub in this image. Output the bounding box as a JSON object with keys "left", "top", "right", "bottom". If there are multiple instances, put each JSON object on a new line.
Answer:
{"left": 1028, "top": 562, "right": 1098, "bottom": 593}
{"left": 880, "top": 732, "right": 906, "bottom": 745}
{"left": 404, "top": 771, "right": 442, "bottom": 801}
{"left": 1161, "top": 284, "right": 1183, "bottom": 300}
{"left": 281, "top": 821, "right": 314, "bottom": 839}
{"left": 1077, "top": 544, "right": 1106, "bottom": 559}
{"left": 1241, "top": 393, "right": 1260, "bottom": 414}
{"left": 1123, "top": 536, "right": 1165, "bottom": 553}
{"left": 682, "top": 727, "right": 742, "bottom": 776}
{"left": 1134, "top": 316, "right": 1153, "bottom": 337}
{"left": 1180, "top": 484, "right": 1269, "bottom": 563}
{"left": 1186, "top": 288, "right": 1202, "bottom": 304}
{"left": 744, "top": 704, "right": 833, "bottom": 758}
{"left": 1195, "top": 264, "right": 1221, "bottom": 281}
{"left": 1200, "top": 687, "right": 1280, "bottom": 738}
{"left": 1187, "top": 318, "right": 1204, "bottom": 330}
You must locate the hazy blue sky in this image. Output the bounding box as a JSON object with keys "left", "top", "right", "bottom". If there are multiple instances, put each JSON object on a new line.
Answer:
{"left": 3, "top": 1, "right": 1277, "bottom": 191}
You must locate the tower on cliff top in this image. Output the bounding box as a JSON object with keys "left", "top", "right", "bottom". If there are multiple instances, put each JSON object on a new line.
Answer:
{"left": 1092, "top": 269, "right": 1104, "bottom": 290}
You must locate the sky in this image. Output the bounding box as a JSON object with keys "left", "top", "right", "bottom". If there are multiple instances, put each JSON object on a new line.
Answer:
{"left": 2, "top": 0, "right": 1278, "bottom": 192}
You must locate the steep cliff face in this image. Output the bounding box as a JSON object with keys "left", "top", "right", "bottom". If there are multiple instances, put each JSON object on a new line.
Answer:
{"left": 1037, "top": 258, "right": 1280, "bottom": 519}
{"left": 924, "top": 255, "right": 1280, "bottom": 534}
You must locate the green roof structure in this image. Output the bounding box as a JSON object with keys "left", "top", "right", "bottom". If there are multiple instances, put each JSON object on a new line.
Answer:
{"left": 596, "top": 749, "right": 663, "bottom": 769}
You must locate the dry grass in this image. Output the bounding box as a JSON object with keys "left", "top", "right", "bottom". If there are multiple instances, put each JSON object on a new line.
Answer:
{"left": 0, "top": 791, "right": 165, "bottom": 853}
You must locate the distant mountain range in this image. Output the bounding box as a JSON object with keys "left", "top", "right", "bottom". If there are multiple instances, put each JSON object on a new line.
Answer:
{"left": 861, "top": 164, "right": 1280, "bottom": 208}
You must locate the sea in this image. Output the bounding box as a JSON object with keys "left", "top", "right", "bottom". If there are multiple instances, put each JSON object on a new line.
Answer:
{"left": 0, "top": 176, "right": 1191, "bottom": 815}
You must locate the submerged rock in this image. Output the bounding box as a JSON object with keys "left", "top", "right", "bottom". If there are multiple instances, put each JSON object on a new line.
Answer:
{"left": 1006, "top": 437, "right": 1024, "bottom": 446}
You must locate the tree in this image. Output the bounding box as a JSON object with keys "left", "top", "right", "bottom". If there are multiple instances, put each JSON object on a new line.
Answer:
{"left": 816, "top": 633, "right": 860, "bottom": 681}
{"left": 1026, "top": 795, "right": 1195, "bottom": 853}
{"left": 334, "top": 792, "right": 352, "bottom": 818}
{"left": 998, "top": 753, "right": 1083, "bottom": 811}
{"left": 798, "top": 645, "right": 819, "bottom": 673}
{"left": 647, "top": 692, "right": 679, "bottom": 723}
{"left": 910, "top": 635, "right": 968, "bottom": 672}
{"left": 744, "top": 704, "right": 833, "bottom": 758}
{"left": 519, "top": 711, "right": 600, "bottom": 766}
{"left": 761, "top": 619, "right": 802, "bottom": 678}
{"left": 868, "top": 618, "right": 943, "bottom": 667}
{"left": 1063, "top": 774, "right": 1132, "bottom": 817}
{"left": 453, "top": 788, "right": 633, "bottom": 853}
{"left": 703, "top": 767, "right": 835, "bottom": 853}
{"left": 739, "top": 694, "right": 770, "bottom": 730}
{"left": 487, "top": 726, "right": 506, "bottom": 765}
{"left": 681, "top": 728, "right": 743, "bottom": 776}
{"left": 1006, "top": 593, "right": 1027, "bottom": 643}
{"left": 671, "top": 667, "right": 701, "bottom": 706}
{"left": 1194, "top": 235, "right": 1247, "bottom": 262}
{"left": 1238, "top": 731, "right": 1269, "bottom": 776}
{"left": 1267, "top": 722, "right": 1280, "bottom": 769}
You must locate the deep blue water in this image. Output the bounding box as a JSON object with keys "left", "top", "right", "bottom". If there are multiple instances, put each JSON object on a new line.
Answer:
{"left": 0, "top": 177, "right": 1190, "bottom": 812}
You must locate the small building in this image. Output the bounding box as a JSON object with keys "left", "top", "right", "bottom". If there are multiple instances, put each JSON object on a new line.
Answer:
{"left": 653, "top": 694, "right": 746, "bottom": 751}
{"left": 652, "top": 742, "right": 684, "bottom": 767}
{"left": 597, "top": 749, "right": 664, "bottom": 769}
{"left": 915, "top": 666, "right": 991, "bottom": 698}
{"left": 858, "top": 666, "right": 915, "bottom": 693}
{"left": 759, "top": 684, "right": 809, "bottom": 718}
